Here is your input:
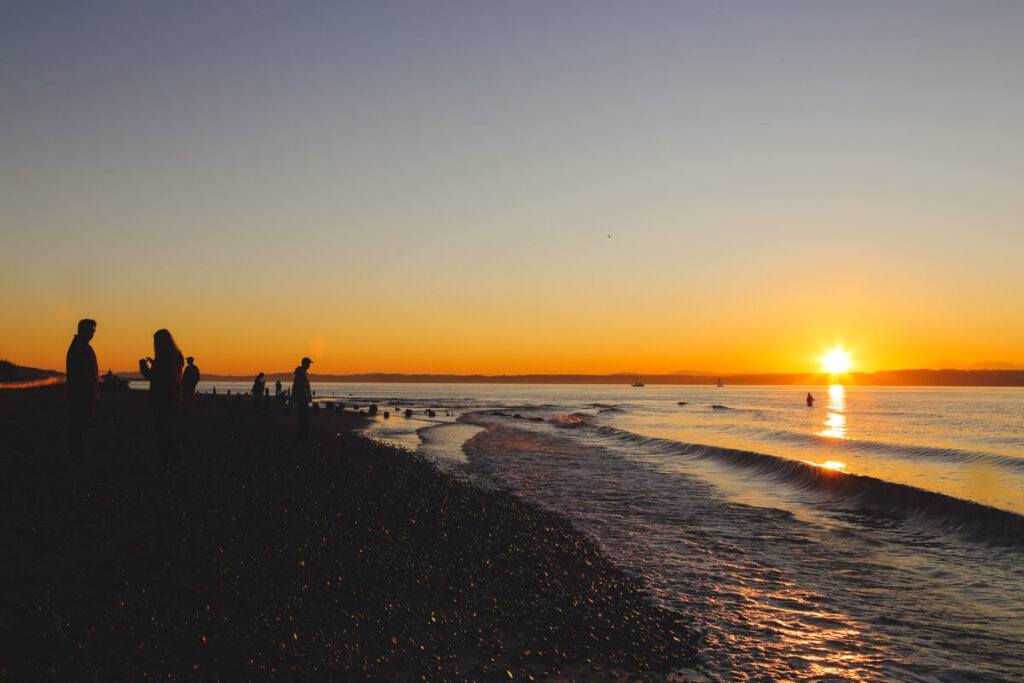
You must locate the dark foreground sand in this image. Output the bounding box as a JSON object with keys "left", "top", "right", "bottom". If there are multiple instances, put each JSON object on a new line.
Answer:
{"left": 1, "top": 386, "right": 697, "bottom": 681}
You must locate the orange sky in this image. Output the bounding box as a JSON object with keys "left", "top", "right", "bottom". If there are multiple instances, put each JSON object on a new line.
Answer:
{"left": 5, "top": 268, "right": 1021, "bottom": 376}
{"left": 3, "top": 4, "right": 1023, "bottom": 376}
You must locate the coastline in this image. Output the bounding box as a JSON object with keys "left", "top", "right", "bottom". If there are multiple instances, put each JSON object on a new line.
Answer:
{"left": 1, "top": 386, "right": 697, "bottom": 680}
{"left": 127, "top": 368, "right": 1024, "bottom": 387}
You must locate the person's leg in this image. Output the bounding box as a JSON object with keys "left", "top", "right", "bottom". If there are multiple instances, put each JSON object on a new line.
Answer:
{"left": 68, "top": 406, "right": 85, "bottom": 457}
{"left": 296, "top": 404, "right": 310, "bottom": 443}
{"left": 154, "top": 406, "right": 179, "bottom": 468}
{"left": 68, "top": 399, "right": 93, "bottom": 457}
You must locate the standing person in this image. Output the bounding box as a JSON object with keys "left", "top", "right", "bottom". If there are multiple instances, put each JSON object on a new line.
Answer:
{"left": 292, "top": 357, "right": 312, "bottom": 443}
{"left": 66, "top": 318, "right": 99, "bottom": 457}
{"left": 251, "top": 372, "right": 266, "bottom": 405}
{"left": 182, "top": 357, "right": 200, "bottom": 415}
{"left": 139, "top": 329, "right": 185, "bottom": 464}
{"left": 806, "top": 392, "right": 815, "bottom": 407}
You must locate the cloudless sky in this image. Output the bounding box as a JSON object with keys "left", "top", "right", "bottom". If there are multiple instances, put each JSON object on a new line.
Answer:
{"left": 3, "top": 1, "right": 1022, "bottom": 375}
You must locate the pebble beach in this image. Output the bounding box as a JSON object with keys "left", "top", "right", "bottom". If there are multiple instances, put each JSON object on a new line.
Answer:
{"left": 1, "top": 385, "right": 697, "bottom": 680}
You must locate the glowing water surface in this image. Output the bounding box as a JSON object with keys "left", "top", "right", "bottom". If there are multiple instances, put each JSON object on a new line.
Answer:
{"left": 601, "top": 384, "right": 1024, "bottom": 515}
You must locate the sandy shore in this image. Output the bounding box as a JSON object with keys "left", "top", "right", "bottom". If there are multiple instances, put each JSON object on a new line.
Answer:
{"left": 1, "top": 385, "right": 697, "bottom": 680}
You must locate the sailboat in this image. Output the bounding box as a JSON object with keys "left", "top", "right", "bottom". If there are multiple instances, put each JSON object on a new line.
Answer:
{"left": 631, "top": 369, "right": 644, "bottom": 387}
{"left": 716, "top": 377, "right": 723, "bottom": 387}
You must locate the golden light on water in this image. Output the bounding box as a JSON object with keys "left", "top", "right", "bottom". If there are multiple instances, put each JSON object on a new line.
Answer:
{"left": 803, "top": 460, "right": 848, "bottom": 471}
{"left": 818, "top": 384, "right": 849, "bottom": 439}
{"left": 820, "top": 347, "right": 853, "bottom": 375}
{"left": 0, "top": 377, "right": 64, "bottom": 389}
{"left": 821, "top": 413, "right": 847, "bottom": 438}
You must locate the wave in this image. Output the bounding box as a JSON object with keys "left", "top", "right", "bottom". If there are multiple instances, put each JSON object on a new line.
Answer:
{"left": 583, "top": 424, "right": 1024, "bottom": 548}
{"left": 554, "top": 413, "right": 592, "bottom": 428}
{"left": 704, "top": 403, "right": 765, "bottom": 415}
{"left": 719, "top": 424, "right": 1024, "bottom": 473}
{"left": 704, "top": 403, "right": 768, "bottom": 414}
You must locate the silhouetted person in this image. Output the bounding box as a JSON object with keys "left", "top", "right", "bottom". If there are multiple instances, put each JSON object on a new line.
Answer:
{"left": 252, "top": 372, "right": 266, "bottom": 405}
{"left": 806, "top": 392, "right": 814, "bottom": 407}
{"left": 66, "top": 318, "right": 99, "bottom": 457}
{"left": 292, "top": 357, "right": 312, "bottom": 443}
{"left": 139, "top": 329, "right": 185, "bottom": 465}
{"left": 182, "top": 356, "right": 200, "bottom": 415}
{"left": 275, "top": 380, "right": 282, "bottom": 397}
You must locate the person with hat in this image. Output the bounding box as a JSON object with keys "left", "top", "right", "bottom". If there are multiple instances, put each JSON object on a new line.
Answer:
{"left": 292, "top": 357, "right": 313, "bottom": 443}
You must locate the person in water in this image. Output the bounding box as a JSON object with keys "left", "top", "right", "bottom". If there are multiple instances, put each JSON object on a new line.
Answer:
{"left": 806, "top": 392, "right": 815, "bottom": 407}
{"left": 139, "top": 329, "right": 185, "bottom": 464}
{"left": 66, "top": 318, "right": 99, "bottom": 457}
{"left": 182, "top": 356, "right": 200, "bottom": 415}
{"left": 292, "top": 357, "right": 313, "bottom": 443}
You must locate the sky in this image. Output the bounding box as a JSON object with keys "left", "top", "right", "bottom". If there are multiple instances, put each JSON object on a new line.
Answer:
{"left": 2, "top": 1, "right": 1023, "bottom": 376}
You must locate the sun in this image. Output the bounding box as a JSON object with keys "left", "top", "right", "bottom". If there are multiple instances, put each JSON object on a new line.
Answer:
{"left": 820, "top": 347, "right": 853, "bottom": 375}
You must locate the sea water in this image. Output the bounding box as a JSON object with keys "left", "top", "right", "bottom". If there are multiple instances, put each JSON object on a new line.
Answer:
{"left": 205, "top": 382, "right": 1024, "bottom": 680}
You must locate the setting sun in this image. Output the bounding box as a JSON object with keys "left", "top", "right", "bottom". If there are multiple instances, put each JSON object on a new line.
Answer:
{"left": 820, "top": 348, "right": 853, "bottom": 375}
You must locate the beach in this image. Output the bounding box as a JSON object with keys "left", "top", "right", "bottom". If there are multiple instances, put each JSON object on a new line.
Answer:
{"left": 335, "top": 383, "right": 1024, "bottom": 680}
{"left": 0, "top": 385, "right": 696, "bottom": 681}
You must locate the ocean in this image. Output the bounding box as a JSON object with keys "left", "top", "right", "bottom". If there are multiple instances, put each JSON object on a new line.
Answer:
{"left": 194, "top": 382, "right": 1024, "bottom": 681}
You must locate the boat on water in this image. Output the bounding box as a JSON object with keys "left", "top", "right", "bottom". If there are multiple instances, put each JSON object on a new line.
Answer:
{"left": 100, "top": 369, "right": 130, "bottom": 391}
{"left": 631, "top": 369, "right": 644, "bottom": 387}
{"left": 716, "top": 377, "right": 723, "bottom": 387}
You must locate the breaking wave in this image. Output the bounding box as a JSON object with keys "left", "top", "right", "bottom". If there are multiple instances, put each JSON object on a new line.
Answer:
{"left": 737, "top": 425, "right": 1024, "bottom": 472}
{"left": 553, "top": 413, "right": 592, "bottom": 428}
{"left": 585, "top": 423, "right": 1024, "bottom": 547}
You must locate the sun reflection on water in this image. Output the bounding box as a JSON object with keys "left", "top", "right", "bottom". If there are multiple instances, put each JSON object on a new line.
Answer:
{"left": 818, "top": 384, "right": 848, "bottom": 439}
{"left": 803, "top": 459, "right": 847, "bottom": 471}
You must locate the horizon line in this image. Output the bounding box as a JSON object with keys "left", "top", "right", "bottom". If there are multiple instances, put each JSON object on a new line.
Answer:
{"left": 118, "top": 368, "right": 1024, "bottom": 388}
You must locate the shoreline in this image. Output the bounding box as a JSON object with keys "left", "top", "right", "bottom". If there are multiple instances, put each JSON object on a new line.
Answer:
{"left": 122, "top": 369, "right": 1024, "bottom": 388}
{"left": 1, "top": 386, "right": 698, "bottom": 680}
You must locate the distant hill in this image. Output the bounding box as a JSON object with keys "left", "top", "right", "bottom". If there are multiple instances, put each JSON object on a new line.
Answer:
{"left": 0, "top": 361, "right": 64, "bottom": 388}
{"left": 926, "top": 360, "right": 1024, "bottom": 371}
{"left": 127, "top": 369, "right": 1024, "bottom": 387}
{"left": 848, "top": 369, "right": 1024, "bottom": 387}
{"left": 13, "top": 365, "right": 1024, "bottom": 387}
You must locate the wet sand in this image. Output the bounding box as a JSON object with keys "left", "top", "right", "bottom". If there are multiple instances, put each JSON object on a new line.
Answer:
{"left": 1, "top": 386, "right": 697, "bottom": 680}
